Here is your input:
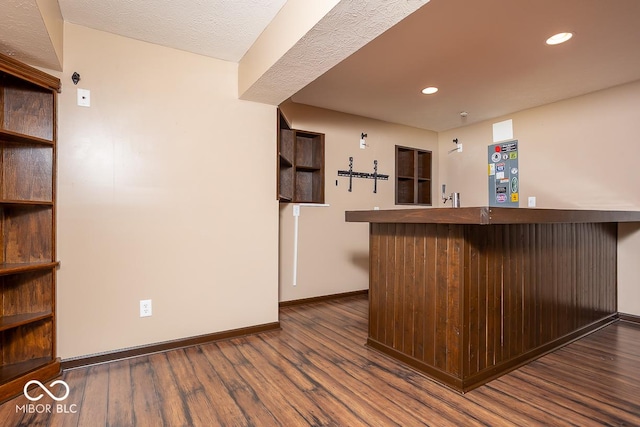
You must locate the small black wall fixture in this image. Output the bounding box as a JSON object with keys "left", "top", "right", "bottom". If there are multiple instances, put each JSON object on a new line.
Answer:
{"left": 71, "top": 72, "right": 81, "bottom": 85}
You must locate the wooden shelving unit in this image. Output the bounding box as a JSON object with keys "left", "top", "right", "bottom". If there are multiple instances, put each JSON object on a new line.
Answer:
{"left": 277, "top": 110, "right": 325, "bottom": 204}
{"left": 395, "top": 145, "right": 432, "bottom": 205}
{"left": 0, "top": 53, "right": 60, "bottom": 402}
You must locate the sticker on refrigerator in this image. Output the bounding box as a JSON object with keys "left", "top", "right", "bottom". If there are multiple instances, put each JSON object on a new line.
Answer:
{"left": 488, "top": 140, "right": 519, "bottom": 207}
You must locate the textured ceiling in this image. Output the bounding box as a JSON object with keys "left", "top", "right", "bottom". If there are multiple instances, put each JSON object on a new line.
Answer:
{"left": 58, "top": 0, "right": 287, "bottom": 62}
{"left": 241, "top": 0, "right": 429, "bottom": 105}
{"left": 292, "top": 0, "right": 640, "bottom": 131}
{"left": 3, "top": 0, "right": 640, "bottom": 132}
{"left": 0, "top": 0, "right": 62, "bottom": 69}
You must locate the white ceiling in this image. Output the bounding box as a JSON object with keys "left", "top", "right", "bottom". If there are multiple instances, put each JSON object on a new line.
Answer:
{"left": 2, "top": 0, "right": 640, "bottom": 132}
{"left": 292, "top": 0, "right": 640, "bottom": 131}
{"left": 0, "top": 0, "right": 287, "bottom": 68}
{"left": 58, "top": 0, "right": 287, "bottom": 62}
{"left": 0, "top": 0, "right": 62, "bottom": 68}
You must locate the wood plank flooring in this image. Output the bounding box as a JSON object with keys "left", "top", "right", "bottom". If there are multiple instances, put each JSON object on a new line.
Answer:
{"left": 1, "top": 294, "right": 639, "bottom": 426}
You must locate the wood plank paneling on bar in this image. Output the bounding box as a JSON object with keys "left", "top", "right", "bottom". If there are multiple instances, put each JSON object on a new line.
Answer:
{"left": 511, "top": 224, "right": 522, "bottom": 360}
{"left": 493, "top": 225, "right": 504, "bottom": 365}
{"left": 521, "top": 224, "right": 532, "bottom": 352}
{"left": 402, "top": 224, "right": 420, "bottom": 357}
{"left": 448, "top": 225, "right": 463, "bottom": 377}
{"left": 413, "top": 224, "right": 426, "bottom": 361}
{"left": 368, "top": 224, "right": 379, "bottom": 348}
{"left": 383, "top": 223, "right": 391, "bottom": 346}
{"left": 368, "top": 219, "right": 619, "bottom": 392}
{"left": 395, "top": 224, "right": 405, "bottom": 353}
{"left": 424, "top": 224, "right": 437, "bottom": 367}
{"left": 393, "top": 224, "right": 404, "bottom": 351}
{"left": 434, "top": 224, "right": 450, "bottom": 372}
{"left": 464, "top": 225, "right": 477, "bottom": 377}
{"left": 477, "top": 226, "right": 489, "bottom": 372}
{"left": 378, "top": 223, "right": 388, "bottom": 345}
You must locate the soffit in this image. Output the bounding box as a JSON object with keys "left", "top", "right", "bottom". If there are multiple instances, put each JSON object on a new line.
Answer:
{"left": 291, "top": 0, "right": 640, "bottom": 131}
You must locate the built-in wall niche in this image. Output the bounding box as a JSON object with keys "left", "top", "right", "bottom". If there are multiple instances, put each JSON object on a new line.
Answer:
{"left": 277, "top": 110, "right": 325, "bottom": 204}
{"left": 395, "top": 145, "right": 432, "bottom": 205}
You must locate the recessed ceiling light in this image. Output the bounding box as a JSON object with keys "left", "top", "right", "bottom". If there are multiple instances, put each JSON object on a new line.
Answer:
{"left": 421, "top": 86, "right": 438, "bottom": 95}
{"left": 546, "top": 32, "right": 573, "bottom": 45}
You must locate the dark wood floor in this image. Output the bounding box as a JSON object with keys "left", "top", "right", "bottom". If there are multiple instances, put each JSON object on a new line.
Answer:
{"left": 2, "top": 294, "right": 639, "bottom": 426}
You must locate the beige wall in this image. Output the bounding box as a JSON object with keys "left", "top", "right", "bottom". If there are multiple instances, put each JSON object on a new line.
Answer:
{"left": 56, "top": 23, "right": 279, "bottom": 359}
{"left": 278, "top": 101, "right": 438, "bottom": 301}
{"left": 437, "top": 80, "right": 640, "bottom": 315}
{"left": 50, "top": 22, "right": 640, "bottom": 359}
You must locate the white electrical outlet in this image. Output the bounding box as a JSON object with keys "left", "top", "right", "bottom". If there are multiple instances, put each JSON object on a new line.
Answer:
{"left": 528, "top": 196, "right": 537, "bottom": 208}
{"left": 140, "top": 299, "right": 152, "bottom": 317}
{"left": 457, "top": 143, "right": 463, "bottom": 152}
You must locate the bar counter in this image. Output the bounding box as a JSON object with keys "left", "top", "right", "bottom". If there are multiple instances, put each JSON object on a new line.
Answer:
{"left": 346, "top": 207, "right": 640, "bottom": 392}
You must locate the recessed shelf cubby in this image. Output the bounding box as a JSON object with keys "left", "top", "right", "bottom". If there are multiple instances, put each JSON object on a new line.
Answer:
{"left": 395, "top": 145, "right": 432, "bottom": 205}
{"left": 277, "top": 110, "right": 325, "bottom": 204}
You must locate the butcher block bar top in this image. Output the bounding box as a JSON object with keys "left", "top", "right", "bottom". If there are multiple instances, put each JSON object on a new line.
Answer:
{"left": 345, "top": 206, "right": 640, "bottom": 225}
{"left": 346, "top": 207, "right": 640, "bottom": 393}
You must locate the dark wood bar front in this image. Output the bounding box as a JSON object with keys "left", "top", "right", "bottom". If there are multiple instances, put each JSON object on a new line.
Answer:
{"left": 346, "top": 207, "right": 640, "bottom": 392}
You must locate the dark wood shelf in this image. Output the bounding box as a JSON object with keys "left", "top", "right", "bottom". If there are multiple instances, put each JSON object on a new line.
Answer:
{"left": 0, "top": 312, "right": 53, "bottom": 332}
{"left": 0, "top": 261, "right": 59, "bottom": 277}
{"left": 0, "top": 199, "right": 53, "bottom": 207}
{"left": 0, "top": 129, "right": 54, "bottom": 146}
{"left": 279, "top": 155, "right": 293, "bottom": 168}
{"left": 0, "top": 357, "right": 55, "bottom": 384}
{"left": 295, "top": 165, "right": 321, "bottom": 172}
